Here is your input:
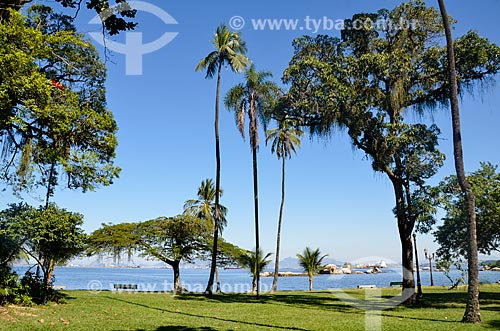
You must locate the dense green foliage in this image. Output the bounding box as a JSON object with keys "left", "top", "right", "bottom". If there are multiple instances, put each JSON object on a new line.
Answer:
{"left": 435, "top": 162, "right": 500, "bottom": 259}
{"left": 0, "top": 203, "right": 87, "bottom": 303}
{"left": 87, "top": 222, "right": 139, "bottom": 265}
{"left": 281, "top": 0, "right": 500, "bottom": 300}
{"left": 0, "top": 7, "right": 120, "bottom": 199}
{"left": 0, "top": 0, "right": 136, "bottom": 35}
{"left": 89, "top": 216, "right": 211, "bottom": 293}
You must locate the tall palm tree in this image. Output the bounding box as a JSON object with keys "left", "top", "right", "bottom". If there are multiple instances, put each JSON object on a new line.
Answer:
{"left": 184, "top": 178, "right": 228, "bottom": 293}
{"left": 238, "top": 249, "right": 272, "bottom": 293}
{"left": 296, "top": 247, "right": 328, "bottom": 291}
{"left": 195, "top": 24, "right": 249, "bottom": 296}
{"left": 437, "top": 0, "right": 480, "bottom": 323}
{"left": 183, "top": 178, "right": 227, "bottom": 234}
{"left": 225, "top": 64, "right": 280, "bottom": 297}
{"left": 266, "top": 118, "right": 303, "bottom": 293}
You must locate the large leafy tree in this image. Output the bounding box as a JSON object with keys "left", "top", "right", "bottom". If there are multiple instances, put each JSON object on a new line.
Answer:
{"left": 437, "top": 0, "right": 481, "bottom": 323}
{"left": 435, "top": 162, "right": 500, "bottom": 260}
{"left": 137, "top": 215, "right": 211, "bottom": 294}
{"left": 237, "top": 248, "right": 272, "bottom": 293}
{"left": 195, "top": 24, "right": 249, "bottom": 296}
{"left": 0, "top": 203, "right": 87, "bottom": 292}
{"left": 265, "top": 117, "right": 303, "bottom": 293}
{"left": 0, "top": 7, "right": 120, "bottom": 201}
{"left": 296, "top": 247, "right": 327, "bottom": 291}
{"left": 0, "top": 0, "right": 136, "bottom": 35}
{"left": 225, "top": 64, "right": 280, "bottom": 297}
{"left": 90, "top": 216, "right": 210, "bottom": 294}
{"left": 282, "top": 0, "right": 500, "bottom": 303}
{"left": 88, "top": 219, "right": 244, "bottom": 293}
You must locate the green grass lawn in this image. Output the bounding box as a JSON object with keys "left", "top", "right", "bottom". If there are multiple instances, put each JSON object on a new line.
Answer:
{"left": 1, "top": 285, "right": 499, "bottom": 330}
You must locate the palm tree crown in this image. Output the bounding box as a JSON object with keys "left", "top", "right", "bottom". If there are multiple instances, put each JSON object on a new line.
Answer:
{"left": 239, "top": 249, "right": 272, "bottom": 276}
{"left": 266, "top": 117, "right": 303, "bottom": 160}
{"left": 184, "top": 179, "right": 227, "bottom": 234}
{"left": 195, "top": 24, "right": 249, "bottom": 78}
{"left": 238, "top": 248, "right": 272, "bottom": 292}
{"left": 225, "top": 64, "right": 281, "bottom": 149}
{"left": 297, "top": 247, "right": 327, "bottom": 291}
{"left": 297, "top": 247, "right": 327, "bottom": 275}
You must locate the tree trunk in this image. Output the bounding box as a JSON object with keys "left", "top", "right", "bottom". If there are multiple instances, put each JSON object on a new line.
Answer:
{"left": 252, "top": 275, "right": 257, "bottom": 293}
{"left": 401, "top": 233, "right": 416, "bottom": 303}
{"left": 271, "top": 156, "right": 286, "bottom": 293}
{"left": 43, "top": 258, "right": 54, "bottom": 291}
{"left": 205, "top": 64, "right": 223, "bottom": 297}
{"left": 215, "top": 267, "right": 221, "bottom": 293}
{"left": 430, "top": 264, "right": 434, "bottom": 287}
{"left": 392, "top": 179, "right": 417, "bottom": 304}
{"left": 252, "top": 143, "right": 260, "bottom": 297}
{"left": 172, "top": 260, "right": 182, "bottom": 295}
{"left": 413, "top": 234, "right": 423, "bottom": 297}
{"left": 308, "top": 274, "right": 313, "bottom": 291}
{"left": 37, "top": 163, "right": 56, "bottom": 280}
{"left": 437, "top": 0, "right": 481, "bottom": 323}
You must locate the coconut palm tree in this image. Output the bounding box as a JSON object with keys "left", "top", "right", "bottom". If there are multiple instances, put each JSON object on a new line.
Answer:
{"left": 238, "top": 249, "right": 272, "bottom": 293}
{"left": 183, "top": 178, "right": 227, "bottom": 234}
{"left": 437, "top": 0, "right": 480, "bottom": 322}
{"left": 225, "top": 64, "right": 280, "bottom": 297}
{"left": 195, "top": 24, "right": 249, "bottom": 296}
{"left": 266, "top": 118, "right": 303, "bottom": 293}
{"left": 297, "top": 247, "right": 328, "bottom": 291}
{"left": 184, "top": 179, "right": 228, "bottom": 293}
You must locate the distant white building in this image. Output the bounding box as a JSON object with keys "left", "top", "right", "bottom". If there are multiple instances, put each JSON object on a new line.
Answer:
{"left": 377, "top": 260, "right": 388, "bottom": 268}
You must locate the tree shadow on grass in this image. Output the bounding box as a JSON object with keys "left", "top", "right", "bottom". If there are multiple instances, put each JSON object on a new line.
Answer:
{"left": 401, "top": 290, "right": 500, "bottom": 310}
{"left": 485, "top": 320, "right": 500, "bottom": 329}
{"left": 136, "top": 327, "right": 218, "bottom": 331}
{"left": 176, "top": 291, "right": 367, "bottom": 315}
{"left": 104, "top": 295, "right": 310, "bottom": 331}
{"left": 178, "top": 291, "right": 458, "bottom": 325}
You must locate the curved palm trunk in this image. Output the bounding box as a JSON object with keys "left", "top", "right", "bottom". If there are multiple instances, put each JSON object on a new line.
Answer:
{"left": 438, "top": 0, "right": 480, "bottom": 323}
{"left": 205, "top": 64, "right": 223, "bottom": 297}
{"left": 271, "top": 156, "right": 286, "bottom": 293}
{"left": 215, "top": 267, "right": 221, "bottom": 293}
{"left": 252, "top": 144, "right": 260, "bottom": 298}
{"left": 308, "top": 273, "right": 313, "bottom": 291}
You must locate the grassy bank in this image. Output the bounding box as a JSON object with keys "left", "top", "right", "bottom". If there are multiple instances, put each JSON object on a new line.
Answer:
{"left": 1, "top": 285, "right": 499, "bottom": 330}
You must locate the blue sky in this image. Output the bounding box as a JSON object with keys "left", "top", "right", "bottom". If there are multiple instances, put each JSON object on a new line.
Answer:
{"left": 3, "top": 0, "right": 500, "bottom": 263}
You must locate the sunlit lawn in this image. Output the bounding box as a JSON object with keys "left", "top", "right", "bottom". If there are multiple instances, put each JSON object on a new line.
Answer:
{"left": 1, "top": 285, "right": 499, "bottom": 330}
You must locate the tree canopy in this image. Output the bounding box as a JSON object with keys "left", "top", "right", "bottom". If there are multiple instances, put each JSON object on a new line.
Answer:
{"left": 435, "top": 162, "right": 500, "bottom": 260}
{"left": 281, "top": 0, "right": 500, "bottom": 301}
{"left": 0, "top": 0, "right": 136, "bottom": 35}
{"left": 0, "top": 7, "right": 120, "bottom": 198}
{"left": 0, "top": 203, "right": 87, "bottom": 290}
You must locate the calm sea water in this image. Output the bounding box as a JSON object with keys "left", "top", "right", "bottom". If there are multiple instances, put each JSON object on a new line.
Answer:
{"left": 12, "top": 266, "right": 500, "bottom": 292}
